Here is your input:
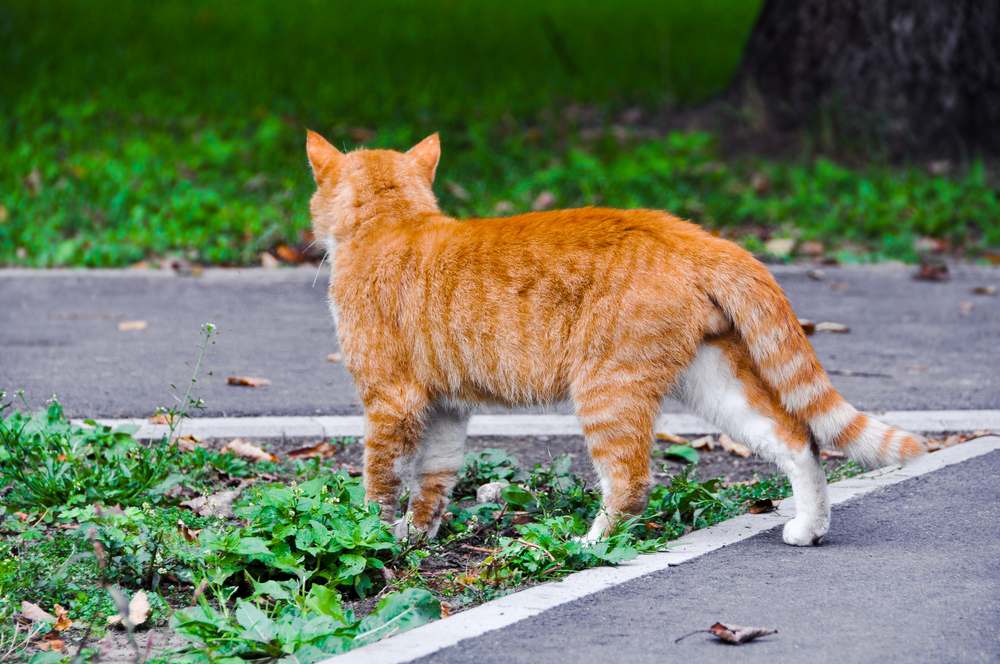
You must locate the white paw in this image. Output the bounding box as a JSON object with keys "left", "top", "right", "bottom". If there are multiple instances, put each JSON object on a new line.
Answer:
{"left": 393, "top": 515, "right": 415, "bottom": 541}
{"left": 782, "top": 516, "right": 828, "bottom": 546}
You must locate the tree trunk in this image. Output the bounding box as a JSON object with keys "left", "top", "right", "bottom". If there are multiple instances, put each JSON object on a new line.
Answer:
{"left": 733, "top": 0, "right": 1000, "bottom": 158}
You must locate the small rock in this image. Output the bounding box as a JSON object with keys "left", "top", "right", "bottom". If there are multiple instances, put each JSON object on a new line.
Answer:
{"left": 764, "top": 238, "right": 795, "bottom": 258}
{"left": 476, "top": 481, "right": 509, "bottom": 504}
{"left": 806, "top": 269, "right": 826, "bottom": 281}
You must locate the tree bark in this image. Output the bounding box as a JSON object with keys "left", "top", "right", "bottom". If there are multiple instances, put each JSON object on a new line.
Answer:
{"left": 733, "top": 0, "right": 1000, "bottom": 158}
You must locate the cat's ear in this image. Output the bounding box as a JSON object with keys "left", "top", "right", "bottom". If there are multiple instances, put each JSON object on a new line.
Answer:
{"left": 407, "top": 133, "right": 440, "bottom": 183}
{"left": 306, "top": 130, "right": 342, "bottom": 183}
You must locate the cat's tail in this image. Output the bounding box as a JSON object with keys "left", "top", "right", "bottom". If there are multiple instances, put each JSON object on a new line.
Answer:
{"left": 703, "top": 245, "right": 926, "bottom": 466}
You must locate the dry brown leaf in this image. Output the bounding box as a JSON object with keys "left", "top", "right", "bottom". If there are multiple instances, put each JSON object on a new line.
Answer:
{"left": 689, "top": 435, "right": 715, "bottom": 450}
{"left": 914, "top": 262, "right": 949, "bottom": 282}
{"left": 275, "top": 244, "right": 305, "bottom": 264}
{"left": 149, "top": 412, "right": 174, "bottom": 426}
{"left": 326, "top": 352, "right": 342, "bottom": 363}
{"left": 182, "top": 486, "right": 243, "bottom": 518}
{"left": 106, "top": 590, "right": 150, "bottom": 629}
{"left": 177, "top": 520, "right": 202, "bottom": 543}
{"left": 719, "top": 435, "right": 752, "bottom": 458}
{"left": 222, "top": 438, "right": 278, "bottom": 462}
{"left": 972, "top": 285, "right": 997, "bottom": 296}
{"left": 20, "top": 601, "right": 56, "bottom": 624}
{"left": 287, "top": 441, "right": 338, "bottom": 460}
{"left": 655, "top": 432, "right": 688, "bottom": 445}
{"left": 798, "top": 319, "right": 816, "bottom": 335}
{"left": 227, "top": 376, "right": 271, "bottom": 388}
{"left": 117, "top": 320, "right": 148, "bottom": 332}
{"left": 439, "top": 602, "right": 453, "bottom": 618}
{"left": 176, "top": 434, "right": 202, "bottom": 452}
{"left": 959, "top": 301, "right": 974, "bottom": 316}
{"left": 747, "top": 499, "right": 776, "bottom": 514}
{"left": 676, "top": 622, "right": 778, "bottom": 645}
{"left": 53, "top": 604, "right": 72, "bottom": 632}
{"left": 37, "top": 637, "right": 65, "bottom": 652}
{"left": 816, "top": 321, "right": 850, "bottom": 333}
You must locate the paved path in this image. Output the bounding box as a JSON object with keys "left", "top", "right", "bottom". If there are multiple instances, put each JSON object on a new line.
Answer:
{"left": 411, "top": 448, "right": 1000, "bottom": 664}
{"left": 1, "top": 264, "right": 998, "bottom": 417}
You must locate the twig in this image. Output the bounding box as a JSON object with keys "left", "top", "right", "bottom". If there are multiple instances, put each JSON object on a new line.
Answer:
{"left": 515, "top": 538, "right": 556, "bottom": 562}
{"left": 674, "top": 629, "right": 710, "bottom": 644}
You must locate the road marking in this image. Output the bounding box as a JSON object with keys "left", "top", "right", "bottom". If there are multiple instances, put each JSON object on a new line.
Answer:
{"left": 322, "top": 436, "right": 1000, "bottom": 664}
{"left": 84, "top": 409, "right": 1000, "bottom": 440}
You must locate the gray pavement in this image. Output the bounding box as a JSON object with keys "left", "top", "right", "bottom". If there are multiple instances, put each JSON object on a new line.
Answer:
{"left": 1, "top": 264, "right": 998, "bottom": 417}
{"left": 415, "top": 449, "right": 1000, "bottom": 664}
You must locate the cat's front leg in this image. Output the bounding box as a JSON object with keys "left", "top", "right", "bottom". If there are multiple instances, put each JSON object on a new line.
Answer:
{"left": 398, "top": 406, "right": 470, "bottom": 540}
{"left": 360, "top": 382, "right": 430, "bottom": 524}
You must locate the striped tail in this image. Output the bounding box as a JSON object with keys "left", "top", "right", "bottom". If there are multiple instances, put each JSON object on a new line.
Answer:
{"left": 704, "top": 247, "right": 927, "bottom": 466}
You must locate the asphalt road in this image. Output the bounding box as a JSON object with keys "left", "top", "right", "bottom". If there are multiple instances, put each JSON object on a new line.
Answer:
{"left": 1, "top": 264, "right": 998, "bottom": 417}
{"left": 414, "top": 449, "right": 1000, "bottom": 664}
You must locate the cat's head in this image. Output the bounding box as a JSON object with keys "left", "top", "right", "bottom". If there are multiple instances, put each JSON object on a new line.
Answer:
{"left": 306, "top": 131, "right": 440, "bottom": 245}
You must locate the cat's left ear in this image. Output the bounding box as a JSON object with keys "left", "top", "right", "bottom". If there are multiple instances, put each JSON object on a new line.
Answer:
{"left": 306, "top": 130, "right": 342, "bottom": 183}
{"left": 407, "top": 133, "right": 440, "bottom": 183}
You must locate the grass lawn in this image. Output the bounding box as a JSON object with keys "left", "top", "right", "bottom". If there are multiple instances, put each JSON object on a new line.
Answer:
{"left": 2, "top": 0, "right": 997, "bottom": 267}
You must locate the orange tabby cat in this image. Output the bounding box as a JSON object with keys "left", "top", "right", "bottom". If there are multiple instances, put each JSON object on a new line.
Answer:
{"left": 306, "top": 130, "right": 926, "bottom": 546}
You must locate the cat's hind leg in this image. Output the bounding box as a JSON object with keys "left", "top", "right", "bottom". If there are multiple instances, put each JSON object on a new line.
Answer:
{"left": 399, "top": 405, "right": 470, "bottom": 540}
{"left": 573, "top": 371, "right": 665, "bottom": 542}
{"left": 674, "top": 333, "right": 830, "bottom": 546}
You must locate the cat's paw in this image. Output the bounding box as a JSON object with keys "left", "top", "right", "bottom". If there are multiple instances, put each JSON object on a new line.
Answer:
{"left": 393, "top": 514, "right": 437, "bottom": 542}
{"left": 782, "top": 516, "right": 828, "bottom": 546}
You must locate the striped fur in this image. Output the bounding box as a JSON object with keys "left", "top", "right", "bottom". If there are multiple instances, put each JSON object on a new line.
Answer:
{"left": 306, "top": 131, "right": 925, "bottom": 543}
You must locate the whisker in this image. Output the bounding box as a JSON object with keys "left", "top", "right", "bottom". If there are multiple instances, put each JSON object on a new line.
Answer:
{"left": 312, "top": 251, "right": 329, "bottom": 288}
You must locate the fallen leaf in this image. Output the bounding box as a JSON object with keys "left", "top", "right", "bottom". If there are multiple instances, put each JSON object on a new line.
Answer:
{"left": 655, "top": 432, "right": 688, "bottom": 445}
{"left": 820, "top": 448, "right": 846, "bottom": 460}
{"left": 914, "top": 262, "right": 949, "bottom": 282}
{"left": 106, "top": 590, "right": 150, "bottom": 629}
{"left": 959, "top": 301, "right": 974, "bottom": 316}
{"left": 798, "top": 319, "right": 816, "bottom": 335}
{"left": 815, "top": 321, "right": 850, "bottom": 333}
{"left": 287, "top": 441, "right": 338, "bottom": 460}
{"left": 440, "top": 602, "right": 453, "bottom": 618}
{"left": 531, "top": 191, "right": 555, "bottom": 211}
{"left": 971, "top": 285, "right": 997, "bottom": 296}
{"left": 275, "top": 244, "right": 305, "bottom": 264}
{"left": 149, "top": 412, "right": 174, "bottom": 425}
{"left": 117, "top": 320, "right": 148, "bottom": 332}
{"left": 53, "top": 605, "right": 72, "bottom": 632}
{"left": 747, "top": 499, "right": 776, "bottom": 514}
{"left": 689, "top": 435, "right": 715, "bottom": 450}
{"left": 37, "top": 637, "right": 65, "bottom": 652}
{"left": 20, "top": 601, "right": 56, "bottom": 624}
{"left": 222, "top": 438, "right": 278, "bottom": 462}
{"left": 662, "top": 444, "right": 700, "bottom": 464}
{"left": 675, "top": 622, "right": 778, "bottom": 645}
{"left": 181, "top": 483, "right": 249, "bottom": 518}
{"left": 177, "top": 520, "right": 202, "bottom": 543}
{"left": 176, "top": 434, "right": 202, "bottom": 452}
{"left": 719, "top": 435, "right": 752, "bottom": 458}
{"left": 326, "top": 352, "right": 342, "bottom": 363}
{"left": 764, "top": 237, "right": 795, "bottom": 258}
{"left": 227, "top": 376, "right": 271, "bottom": 388}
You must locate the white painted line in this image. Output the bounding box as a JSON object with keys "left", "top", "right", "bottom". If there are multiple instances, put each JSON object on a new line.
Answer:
{"left": 323, "top": 436, "right": 1000, "bottom": 664}
{"left": 81, "top": 409, "right": 1000, "bottom": 440}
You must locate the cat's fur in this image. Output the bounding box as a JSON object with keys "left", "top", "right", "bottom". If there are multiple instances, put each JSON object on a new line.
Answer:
{"left": 306, "top": 131, "right": 926, "bottom": 546}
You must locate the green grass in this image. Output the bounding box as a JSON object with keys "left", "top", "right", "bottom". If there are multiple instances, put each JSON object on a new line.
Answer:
{"left": 0, "top": 397, "right": 862, "bottom": 662}
{"left": 2, "top": 0, "right": 997, "bottom": 268}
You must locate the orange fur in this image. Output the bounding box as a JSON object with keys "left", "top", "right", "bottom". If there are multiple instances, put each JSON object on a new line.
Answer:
{"left": 306, "top": 131, "right": 926, "bottom": 538}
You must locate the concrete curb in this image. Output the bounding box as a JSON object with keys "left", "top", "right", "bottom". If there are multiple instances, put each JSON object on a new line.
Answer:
{"left": 322, "top": 435, "right": 1000, "bottom": 664}
{"left": 83, "top": 409, "right": 1000, "bottom": 440}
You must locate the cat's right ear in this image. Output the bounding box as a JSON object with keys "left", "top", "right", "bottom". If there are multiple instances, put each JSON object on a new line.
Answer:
{"left": 306, "top": 130, "right": 342, "bottom": 183}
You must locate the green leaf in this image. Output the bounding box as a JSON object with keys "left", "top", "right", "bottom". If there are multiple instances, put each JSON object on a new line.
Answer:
{"left": 252, "top": 579, "right": 296, "bottom": 601}
{"left": 500, "top": 484, "right": 535, "bottom": 509}
{"left": 338, "top": 553, "right": 367, "bottom": 580}
{"left": 234, "top": 600, "right": 276, "bottom": 643}
{"left": 662, "top": 444, "right": 700, "bottom": 464}
{"left": 304, "top": 584, "right": 347, "bottom": 622}
{"left": 236, "top": 537, "right": 272, "bottom": 556}
{"left": 355, "top": 588, "right": 440, "bottom": 647}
